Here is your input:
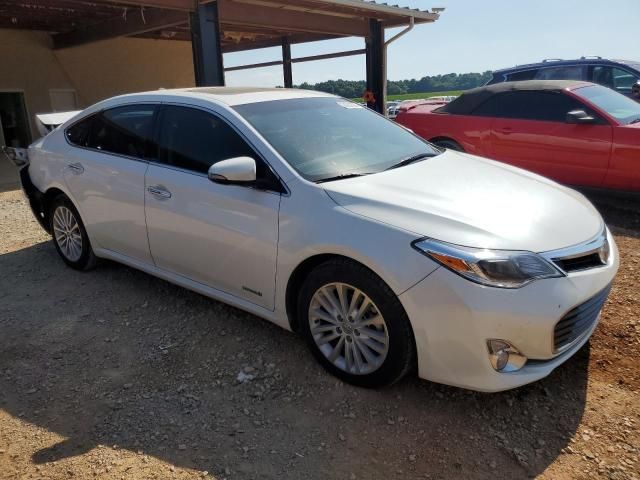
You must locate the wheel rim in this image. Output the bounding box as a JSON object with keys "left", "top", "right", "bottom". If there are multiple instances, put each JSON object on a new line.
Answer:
{"left": 308, "top": 282, "right": 389, "bottom": 375}
{"left": 52, "top": 206, "right": 83, "bottom": 262}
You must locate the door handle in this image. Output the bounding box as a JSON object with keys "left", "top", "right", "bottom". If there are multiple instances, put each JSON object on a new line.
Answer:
{"left": 68, "top": 162, "right": 84, "bottom": 174}
{"left": 147, "top": 185, "right": 172, "bottom": 199}
{"left": 497, "top": 127, "right": 513, "bottom": 135}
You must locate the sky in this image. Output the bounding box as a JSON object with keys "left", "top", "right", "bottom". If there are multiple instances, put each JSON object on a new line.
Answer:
{"left": 224, "top": 0, "right": 639, "bottom": 87}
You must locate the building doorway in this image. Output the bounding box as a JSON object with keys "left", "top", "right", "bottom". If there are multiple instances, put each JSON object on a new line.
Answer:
{"left": 49, "top": 88, "right": 78, "bottom": 112}
{"left": 0, "top": 91, "right": 31, "bottom": 148}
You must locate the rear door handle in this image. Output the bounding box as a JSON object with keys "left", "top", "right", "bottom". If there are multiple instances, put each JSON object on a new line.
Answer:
{"left": 68, "top": 162, "right": 84, "bottom": 174}
{"left": 147, "top": 185, "right": 172, "bottom": 199}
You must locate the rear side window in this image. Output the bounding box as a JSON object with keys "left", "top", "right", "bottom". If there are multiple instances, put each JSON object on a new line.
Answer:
{"left": 472, "top": 91, "right": 584, "bottom": 122}
{"left": 505, "top": 70, "right": 538, "bottom": 81}
{"left": 156, "top": 106, "right": 256, "bottom": 174}
{"left": 86, "top": 105, "right": 156, "bottom": 159}
{"left": 534, "top": 66, "right": 583, "bottom": 81}
{"left": 65, "top": 115, "right": 93, "bottom": 147}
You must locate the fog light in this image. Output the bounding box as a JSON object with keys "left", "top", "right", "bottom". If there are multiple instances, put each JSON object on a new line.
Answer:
{"left": 487, "top": 339, "right": 527, "bottom": 372}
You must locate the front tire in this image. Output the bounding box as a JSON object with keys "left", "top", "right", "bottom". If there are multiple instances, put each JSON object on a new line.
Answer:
{"left": 298, "top": 258, "right": 416, "bottom": 388}
{"left": 50, "top": 195, "right": 97, "bottom": 271}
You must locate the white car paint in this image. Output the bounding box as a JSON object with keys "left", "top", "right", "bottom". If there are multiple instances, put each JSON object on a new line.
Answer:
{"left": 322, "top": 150, "right": 604, "bottom": 252}
{"left": 144, "top": 162, "right": 281, "bottom": 310}
{"left": 23, "top": 87, "right": 618, "bottom": 392}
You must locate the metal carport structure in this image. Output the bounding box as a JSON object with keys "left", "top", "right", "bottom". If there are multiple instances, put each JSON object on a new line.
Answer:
{"left": 0, "top": 0, "right": 442, "bottom": 113}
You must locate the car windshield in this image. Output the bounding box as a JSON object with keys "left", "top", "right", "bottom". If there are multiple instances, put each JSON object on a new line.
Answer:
{"left": 576, "top": 84, "right": 640, "bottom": 124}
{"left": 233, "top": 97, "right": 440, "bottom": 182}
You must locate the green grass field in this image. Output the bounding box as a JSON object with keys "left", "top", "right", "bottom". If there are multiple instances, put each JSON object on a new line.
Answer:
{"left": 350, "top": 90, "right": 463, "bottom": 102}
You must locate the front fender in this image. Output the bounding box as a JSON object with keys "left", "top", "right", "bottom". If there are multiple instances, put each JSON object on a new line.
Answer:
{"left": 273, "top": 179, "right": 439, "bottom": 329}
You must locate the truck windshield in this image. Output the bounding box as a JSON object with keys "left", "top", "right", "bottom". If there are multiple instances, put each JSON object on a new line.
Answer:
{"left": 234, "top": 97, "right": 440, "bottom": 182}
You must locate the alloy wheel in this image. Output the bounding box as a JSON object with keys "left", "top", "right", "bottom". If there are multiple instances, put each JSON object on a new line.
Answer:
{"left": 52, "top": 206, "right": 83, "bottom": 262}
{"left": 308, "top": 282, "right": 389, "bottom": 375}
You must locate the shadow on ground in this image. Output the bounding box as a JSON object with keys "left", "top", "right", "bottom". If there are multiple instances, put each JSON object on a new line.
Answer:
{"left": 0, "top": 240, "right": 590, "bottom": 479}
{"left": 0, "top": 157, "right": 19, "bottom": 193}
{"left": 0, "top": 181, "right": 19, "bottom": 194}
{"left": 581, "top": 189, "right": 640, "bottom": 232}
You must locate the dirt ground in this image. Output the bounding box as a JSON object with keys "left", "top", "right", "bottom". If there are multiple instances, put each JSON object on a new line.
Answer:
{"left": 0, "top": 183, "right": 638, "bottom": 480}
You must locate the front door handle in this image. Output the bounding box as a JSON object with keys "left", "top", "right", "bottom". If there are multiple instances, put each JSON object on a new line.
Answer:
{"left": 147, "top": 185, "right": 172, "bottom": 199}
{"left": 68, "top": 162, "right": 84, "bottom": 174}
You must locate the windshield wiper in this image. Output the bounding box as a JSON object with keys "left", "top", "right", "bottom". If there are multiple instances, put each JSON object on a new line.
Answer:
{"left": 384, "top": 152, "right": 437, "bottom": 171}
{"left": 315, "top": 173, "right": 369, "bottom": 184}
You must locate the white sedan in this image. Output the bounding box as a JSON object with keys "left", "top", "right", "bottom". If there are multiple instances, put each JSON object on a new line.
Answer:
{"left": 15, "top": 87, "right": 618, "bottom": 391}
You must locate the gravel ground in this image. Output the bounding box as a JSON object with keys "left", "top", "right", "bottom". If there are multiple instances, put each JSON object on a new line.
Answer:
{"left": 0, "top": 186, "right": 638, "bottom": 480}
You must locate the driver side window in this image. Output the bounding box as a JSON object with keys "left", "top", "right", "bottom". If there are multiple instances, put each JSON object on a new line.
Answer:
{"left": 156, "top": 106, "right": 256, "bottom": 174}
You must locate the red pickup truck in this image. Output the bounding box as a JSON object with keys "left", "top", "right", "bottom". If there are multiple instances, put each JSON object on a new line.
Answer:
{"left": 396, "top": 80, "right": 640, "bottom": 192}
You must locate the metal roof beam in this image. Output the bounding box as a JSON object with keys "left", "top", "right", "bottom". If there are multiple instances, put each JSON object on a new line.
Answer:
{"left": 52, "top": 8, "right": 188, "bottom": 49}
{"left": 221, "top": 33, "right": 338, "bottom": 53}
{"left": 217, "top": 0, "right": 369, "bottom": 37}
{"left": 224, "top": 47, "right": 364, "bottom": 71}
{"left": 72, "top": 0, "right": 193, "bottom": 11}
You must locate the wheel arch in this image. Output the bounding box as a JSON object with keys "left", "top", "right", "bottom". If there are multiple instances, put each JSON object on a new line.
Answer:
{"left": 428, "top": 136, "right": 464, "bottom": 151}
{"left": 41, "top": 187, "right": 73, "bottom": 232}
{"left": 286, "top": 254, "right": 341, "bottom": 332}
{"left": 285, "top": 253, "right": 405, "bottom": 333}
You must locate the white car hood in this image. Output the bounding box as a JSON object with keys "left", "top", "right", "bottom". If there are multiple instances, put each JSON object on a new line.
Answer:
{"left": 322, "top": 150, "right": 603, "bottom": 252}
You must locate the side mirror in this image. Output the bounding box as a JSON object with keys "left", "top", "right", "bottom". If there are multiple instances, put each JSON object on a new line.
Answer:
{"left": 566, "top": 109, "right": 596, "bottom": 125}
{"left": 632, "top": 80, "right": 640, "bottom": 99}
{"left": 208, "top": 156, "right": 256, "bottom": 184}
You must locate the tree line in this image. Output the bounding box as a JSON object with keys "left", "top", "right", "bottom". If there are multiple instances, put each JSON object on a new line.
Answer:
{"left": 293, "top": 71, "right": 493, "bottom": 98}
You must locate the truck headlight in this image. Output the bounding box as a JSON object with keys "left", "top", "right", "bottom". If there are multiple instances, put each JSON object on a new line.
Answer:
{"left": 413, "top": 238, "right": 564, "bottom": 289}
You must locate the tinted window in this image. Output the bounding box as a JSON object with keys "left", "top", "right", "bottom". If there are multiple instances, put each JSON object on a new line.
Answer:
{"left": 535, "top": 66, "right": 583, "bottom": 81}
{"left": 592, "top": 66, "right": 639, "bottom": 94}
{"left": 156, "top": 106, "right": 256, "bottom": 174}
{"left": 66, "top": 115, "right": 93, "bottom": 147}
{"left": 505, "top": 70, "right": 538, "bottom": 81}
{"left": 233, "top": 98, "right": 440, "bottom": 182}
{"left": 472, "top": 91, "right": 583, "bottom": 122}
{"left": 87, "top": 105, "right": 156, "bottom": 159}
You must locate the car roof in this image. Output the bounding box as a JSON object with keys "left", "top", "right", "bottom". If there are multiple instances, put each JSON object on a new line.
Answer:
{"left": 108, "top": 87, "right": 335, "bottom": 107}
{"left": 493, "top": 58, "right": 640, "bottom": 74}
{"left": 441, "top": 80, "right": 591, "bottom": 115}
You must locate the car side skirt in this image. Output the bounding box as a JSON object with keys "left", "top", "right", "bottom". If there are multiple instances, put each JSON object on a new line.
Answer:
{"left": 93, "top": 247, "right": 286, "bottom": 330}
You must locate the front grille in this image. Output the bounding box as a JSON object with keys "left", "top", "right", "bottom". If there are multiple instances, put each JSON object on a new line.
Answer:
{"left": 554, "top": 284, "right": 612, "bottom": 352}
{"left": 554, "top": 252, "right": 604, "bottom": 273}
{"left": 544, "top": 230, "right": 610, "bottom": 274}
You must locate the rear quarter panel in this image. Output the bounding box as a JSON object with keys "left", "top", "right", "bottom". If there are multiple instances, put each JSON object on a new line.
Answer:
{"left": 28, "top": 133, "right": 73, "bottom": 199}
{"left": 396, "top": 109, "right": 493, "bottom": 156}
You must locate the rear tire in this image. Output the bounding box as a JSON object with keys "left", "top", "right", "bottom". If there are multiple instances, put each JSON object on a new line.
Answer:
{"left": 432, "top": 139, "right": 464, "bottom": 152}
{"left": 49, "top": 195, "right": 97, "bottom": 271}
{"left": 298, "top": 258, "right": 416, "bottom": 388}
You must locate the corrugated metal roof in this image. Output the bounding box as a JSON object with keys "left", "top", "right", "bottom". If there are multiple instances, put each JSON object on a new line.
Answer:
{"left": 322, "top": 0, "right": 441, "bottom": 22}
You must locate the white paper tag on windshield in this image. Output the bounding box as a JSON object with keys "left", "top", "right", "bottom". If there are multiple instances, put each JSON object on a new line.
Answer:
{"left": 337, "top": 101, "right": 362, "bottom": 109}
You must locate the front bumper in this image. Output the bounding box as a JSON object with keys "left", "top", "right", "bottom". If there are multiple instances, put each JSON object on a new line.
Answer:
{"left": 399, "top": 233, "right": 619, "bottom": 392}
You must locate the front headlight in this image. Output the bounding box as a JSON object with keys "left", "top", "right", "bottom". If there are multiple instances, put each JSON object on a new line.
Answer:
{"left": 413, "top": 238, "right": 564, "bottom": 288}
